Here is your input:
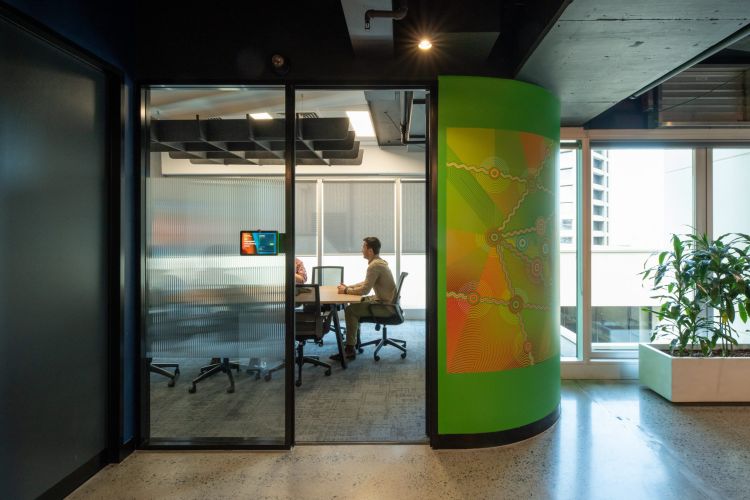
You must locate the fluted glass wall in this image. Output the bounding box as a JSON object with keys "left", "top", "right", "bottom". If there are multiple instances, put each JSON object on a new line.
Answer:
{"left": 145, "top": 87, "right": 287, "bottom": 444}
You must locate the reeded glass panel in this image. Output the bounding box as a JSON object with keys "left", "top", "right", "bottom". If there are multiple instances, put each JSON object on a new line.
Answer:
{"left": 591, "top": 149, "right": 693, "bottom": 351}
{"left": 145, "top": 87, "right": 287, "bottom": 444}
{"left": 296, "top": 180, "right": 317, "bottom": 256}
{"left": 323, "top": 181, "right": 395, "bottom": 253}
{"left": 712, "top": 148, "right": 750, "bottom": 344}
{"left": 559, "top": 146, "right": 578, "bottom": 357}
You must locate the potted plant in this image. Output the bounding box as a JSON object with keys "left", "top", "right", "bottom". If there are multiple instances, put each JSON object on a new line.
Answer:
{"left": 639, "top": 232, "right": 750, "bottom": 402}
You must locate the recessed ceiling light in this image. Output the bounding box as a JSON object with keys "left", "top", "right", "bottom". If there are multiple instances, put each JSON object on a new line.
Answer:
{"left": 346, "top": 111, "right": 375, "bottom": 137}
{"left": 250, "top": 112, "right": 273, "bottom": 120}
{"left": 418, "top": 39, "right": 432, "bottom": 50}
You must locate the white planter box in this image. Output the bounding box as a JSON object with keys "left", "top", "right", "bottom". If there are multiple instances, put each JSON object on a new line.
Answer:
{"left": 639, "top": 343, "right": 750, "bottom": 403}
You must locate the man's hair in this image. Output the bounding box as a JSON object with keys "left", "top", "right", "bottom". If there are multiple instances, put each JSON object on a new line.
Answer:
{"left": 362, "top": 236, "right": 381, "bottom": 255}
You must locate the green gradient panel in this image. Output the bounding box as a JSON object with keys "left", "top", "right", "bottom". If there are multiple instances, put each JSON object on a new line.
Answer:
{"left": 438, "top": 76, "right": 561, "bottom": 434}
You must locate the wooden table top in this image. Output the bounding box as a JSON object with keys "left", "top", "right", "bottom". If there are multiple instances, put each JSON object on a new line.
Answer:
{"left": 296, "top": 285, "right": 362, "bottom": 304}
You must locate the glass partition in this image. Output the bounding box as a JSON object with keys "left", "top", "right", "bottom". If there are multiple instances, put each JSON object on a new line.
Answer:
{"left": 145, "top": 87, "right": 287, "bottom": 444}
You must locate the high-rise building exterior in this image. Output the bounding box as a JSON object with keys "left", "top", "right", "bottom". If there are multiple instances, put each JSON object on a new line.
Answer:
{"left": 591, "top": 150, "right": 610, "bottom": 246}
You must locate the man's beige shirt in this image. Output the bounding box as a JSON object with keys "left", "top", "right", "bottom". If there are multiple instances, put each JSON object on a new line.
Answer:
{"left": 347, "top": 257, "right": 397, "bottom": 303}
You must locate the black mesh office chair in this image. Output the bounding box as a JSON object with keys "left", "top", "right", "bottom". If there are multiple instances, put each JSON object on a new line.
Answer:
{"left": 312, "top": 266, "right": 344, "bottom": 286}
{"left": 358, "top": 272, "right": 408, "bottom": 361}
{"left": 150, "top": 362, "right": 180, "bottom": 387}
{"left": 187, "top": 308, "right": 242, "bottom": 394}
{"left": 147, "top": 274, "right": 183, "bottom": 387}
{"left": 294, "top": 284, "right": 333, "bottom": 387}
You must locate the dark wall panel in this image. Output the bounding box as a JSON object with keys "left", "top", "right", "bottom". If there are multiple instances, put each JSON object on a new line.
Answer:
{"left": 5, "top": 0, "right": 138, "bottom": 445}
{"left": 0, "top": 17, "right": 108, "bottom": 500}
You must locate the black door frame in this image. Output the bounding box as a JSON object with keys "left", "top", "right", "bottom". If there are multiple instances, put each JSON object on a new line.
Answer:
{"left": 136, "top": 81, "right": 438, "bottom": 449}
{"left": 137, "top": 83, "right": 294, "bottom": 450}
{"left": 292, "top": 83, "right": 438, "bottom": 447}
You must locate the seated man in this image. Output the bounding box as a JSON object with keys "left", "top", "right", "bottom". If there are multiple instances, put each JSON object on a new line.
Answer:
{"left": 332, "top": 236, "right": 396, "bottom": 361}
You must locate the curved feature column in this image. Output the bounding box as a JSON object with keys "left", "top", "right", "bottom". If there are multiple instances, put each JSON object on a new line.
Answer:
{"left": 436, "top": 76, "right": 561, "bottom": 448}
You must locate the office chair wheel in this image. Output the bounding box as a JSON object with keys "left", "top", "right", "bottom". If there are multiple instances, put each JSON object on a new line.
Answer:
{"left": 174, "top": 367, "right": 180, "bottom": 375}
{"left": 226, "top": 387, "right": 234, "bottom": 394}
{"left": 325, "top": 368, "right": 331, "bottom": 376}
{"left": 264, "top": 373, "right": 272, "bottom": 382}
{"left": 374, "top": 354, "right": 381, "bottom": 361}
{"left": 167, "top": 379, "right": 175, "bottom": 388}
{"left": 188, "top": 384, "right": 197, "bottom": 393}
{"left": 357, "top": 347, "right": 364, "bottom": 354}
{"left": 295, "top": 379, "right": 302, "bottom": 387}
{"left": 401, "top": 352, "right": 407, "bottom": 359}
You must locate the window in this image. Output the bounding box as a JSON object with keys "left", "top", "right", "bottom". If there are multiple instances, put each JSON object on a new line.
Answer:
{"left": 563, "top": 139, "right": 750, "bottom": 368}
{"left": 590, "top": 148, "right": 693, "bottom": 351}
{"left": 712, "top": 148, "right": 750, "bottom": 344}
{"left": 322, "top": 181, "right": 395, "bottom": 254}
{"left": 316, "top": 179, "right": 426, "bottom": 309}
{"left": 401, "top": 181, "right": 426, "bottom": 309}
{"left": 559, "top": 145, "right": 579, "bottom": 358}
{"left": 560, "top": 185, "right": 574, "bottom": 203}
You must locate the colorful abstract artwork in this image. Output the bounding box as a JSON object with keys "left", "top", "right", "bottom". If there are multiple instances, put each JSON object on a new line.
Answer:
{"left": 445, "top": 127, "right": 559, "bottom": 374}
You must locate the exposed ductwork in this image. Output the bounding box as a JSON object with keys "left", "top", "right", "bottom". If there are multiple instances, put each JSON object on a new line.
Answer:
{"left": 364, "top": 0, "right": 408, "bottom": 30}
{"left": 364, "top": 90, "right": 426, "bottom": 149}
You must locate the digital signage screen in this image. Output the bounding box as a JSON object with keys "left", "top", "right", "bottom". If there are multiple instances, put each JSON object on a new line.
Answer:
{"left": 240, "top": 230, "right": 279, "bottom": 256}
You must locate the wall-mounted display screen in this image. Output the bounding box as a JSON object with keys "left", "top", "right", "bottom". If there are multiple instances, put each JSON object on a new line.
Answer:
{"left": 240, "top": 230, "right": 279, "bottom": 255}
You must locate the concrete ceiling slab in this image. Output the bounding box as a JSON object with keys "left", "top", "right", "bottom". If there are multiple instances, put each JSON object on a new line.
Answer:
{"left": 517, "top": 0, "right": 750, "bottom": 125}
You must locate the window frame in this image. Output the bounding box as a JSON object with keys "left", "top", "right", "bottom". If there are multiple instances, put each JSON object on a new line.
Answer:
{"left": 560, "top": 127, "right": 750, "bottom": 375}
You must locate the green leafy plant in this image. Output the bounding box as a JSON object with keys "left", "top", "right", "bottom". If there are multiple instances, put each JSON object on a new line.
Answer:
{"left": 642, "top": 232, "right": 750, "bottom": 357}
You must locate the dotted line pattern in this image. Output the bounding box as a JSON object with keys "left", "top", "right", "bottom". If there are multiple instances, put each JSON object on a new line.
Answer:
{"left": 447, "top": 162, "right": 527, "bottom": 184}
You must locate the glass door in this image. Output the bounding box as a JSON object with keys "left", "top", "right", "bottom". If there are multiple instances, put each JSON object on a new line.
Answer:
{"left": 142, "top": 86, "right": 290, "bottom": 446}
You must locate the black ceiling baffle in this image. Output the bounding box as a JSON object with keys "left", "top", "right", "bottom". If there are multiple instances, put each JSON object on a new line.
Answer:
{"left": 151, "top": 116, "right": 363, "bottom": 166}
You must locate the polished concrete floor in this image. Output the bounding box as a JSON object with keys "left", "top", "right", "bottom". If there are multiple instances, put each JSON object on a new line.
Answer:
{"left": 69, "top": 380, "right": 750, "bottom": 499}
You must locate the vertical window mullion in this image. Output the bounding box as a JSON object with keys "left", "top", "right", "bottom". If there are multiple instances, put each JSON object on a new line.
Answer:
{"left": 395, "top": 179, "right": 402, "bottom": 279}
{"left": 705, "top": 148, "right": 713, "bottom": 240}
{"left": 316, "top": 179, "right": 324, "bottom": 267}
{"left": 694, "top": 148, "right": 708, "bottom": 237}
{"left": 580, "top": 137, "right": 592, "bottom": 362}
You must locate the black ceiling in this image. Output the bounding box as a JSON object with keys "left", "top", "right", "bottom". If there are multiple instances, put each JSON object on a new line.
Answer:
{"left": 106, "top": 0, "right": 748, "bottom": 127}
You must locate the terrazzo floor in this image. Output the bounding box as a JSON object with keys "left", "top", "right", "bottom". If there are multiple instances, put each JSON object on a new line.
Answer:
{"left": 70, "top": 380, "right": 750, "bottom": 499}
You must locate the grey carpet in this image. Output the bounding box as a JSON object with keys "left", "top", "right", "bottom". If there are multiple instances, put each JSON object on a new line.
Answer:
{"left": 149, "top": 320, "right": 426, "bottom": 443}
